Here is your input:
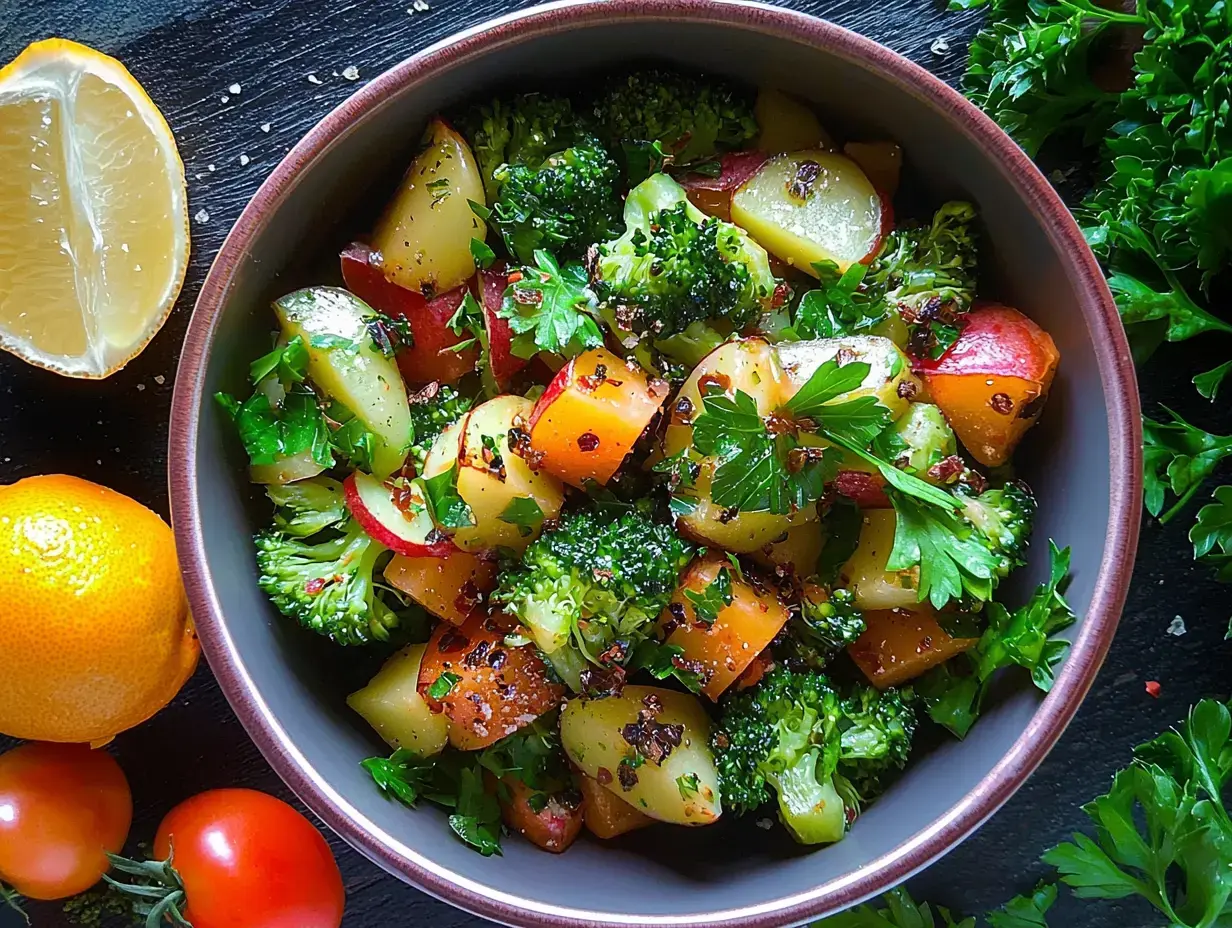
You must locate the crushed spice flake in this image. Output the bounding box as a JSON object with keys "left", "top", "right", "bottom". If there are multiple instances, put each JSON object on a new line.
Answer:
{"left": 1145, "top": 680, "right": 1162, "bottom": 698}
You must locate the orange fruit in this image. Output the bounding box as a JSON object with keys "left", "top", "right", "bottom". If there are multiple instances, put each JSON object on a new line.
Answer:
{"left": 0, "top": 475, "right": 198, "bottom": 744}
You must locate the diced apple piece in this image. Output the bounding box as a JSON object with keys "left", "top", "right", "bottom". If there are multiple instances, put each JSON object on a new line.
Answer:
{"left": 577, "top": 772, "right": 655, "bottom": 839}
{"left": 347, "top": 644, "right": 448, "bottom": 756}
{"left": 848, "top": 607, "right": 979, "bottom": 688}
{"left": 273, "top": 287, "right": 412, "bottom": 478}
{"left": 370, "top": 118, "right": 488, "bottom": 296}
{"left": 344, "top": 472, "right": 456, "bottom": 557}
{"left": 478, "top": 263, "right": 526, "bottom": 390}
{"left": 838, "top": 508, "right": 920, "bottom": 611}
{"left": 754, "top": 88, "right": 833, "bottom": 154}
{"left": 494, "top": 774, "right": 584, "bottom": 854}
{"left": 528, "top": 347, "right": 667, "bottom": 489}
{"left": 341, "top": 242, "right": 478, "bottom": 385}
{"left": 421, "top": 395, "right": 565, "bottom": 554}
{"left": 418, "top": 613, "right": 564, "bottom": 750}
{"left": 777, "top": 335, "right": 920, "bottom": 422}
{"left": 665, "top": 338, "right": 818, "bottom": 553}
{"left": 732, "top": 150, "right": 885, "bottom": 273}
{"left": 843, "top": 141, "right": 903, "bottom": 198}
{"left": 384, "top": 550, "right": 496, "bottom": 626}
{"left": 660, "top": 553, "right": 791, "bottom": 700}
{"left": 917, "top": 303, "right": 1060, "bottom": 467}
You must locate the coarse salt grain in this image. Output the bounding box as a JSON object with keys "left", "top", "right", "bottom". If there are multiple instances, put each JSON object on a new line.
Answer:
{"left": 307, "top": 73, "right": 323, "bottom": 85}
{"left": 261, "top": 123, "right": 271, "bottom": 133}
{"left": 208, "top": 164, "right": 216, "bottom": 171}
{"left": 342, "top": 65, "right": 360, "bottom": 81}
{"left": 239, "top": 154, "right": 250, "bottom": 166}
{"left": 1167, "top": 616, "right": 1187, "bottom": 636}
{"left": 930, "top": 36, "right": 951, "bottom": 56}
{"left": 194, "top": 209, "right": 210, "bottom": 223}
{"left": 413, "top": 0, "right": 430, "bottom": 9}
{"left": 220, "top": 95, "right": 229, "bottom": 104}
{"left": 136, "top": 383, "right": 146, "bottom": 391}
{"left": 229, "top": 83, "right": 242, "bottom": 95}
{"left": 154, "top": 375, "right": 166, "bottom": 385}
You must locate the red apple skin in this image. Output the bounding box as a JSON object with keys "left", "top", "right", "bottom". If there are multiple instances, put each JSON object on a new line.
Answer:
{"left": 478, "top": 263, "right": 527, "bottom": 389}
{"left": 340, "top": 242, "right": 478, "bottom": 385}
{"left": 858, "top": 191, "right": 895, "bottom": 266}
{"left": 832, "top": 470, "right": 891, "bottom": 508}
{"left": 914, "top": 302, "right": 1059, "bottom": 379}
{"left": 527, "top": 360, "right": 573, "bottom": 434}
{"left": 343, "top": 473, "right": 458, "bottom": 558}
{"left": 681, "top": 150, "right": 770, "bottom": 222}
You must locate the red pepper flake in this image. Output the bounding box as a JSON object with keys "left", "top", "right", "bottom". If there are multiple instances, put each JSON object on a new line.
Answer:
{"left": 1145, "top": 680, "right": 1161, "bottom": 698}
{"left": 304, "top": 578, "right": 327, "bottom": 595}
{"left": 506, "top": 270, "right": 524, "bottom": 284}
{"left": 989, "top": 392, "right": 1014, "bottom": 415}
{"left": 577, "top": 432, "right": 600, "bottom": 453}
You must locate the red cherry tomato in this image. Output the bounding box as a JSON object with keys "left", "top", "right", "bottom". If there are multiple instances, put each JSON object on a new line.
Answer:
{"left": 153, "top": 789, "right": 344, "bottom": 928}
{"left": 0, "top": 742, "right": 132, "bottom": 900}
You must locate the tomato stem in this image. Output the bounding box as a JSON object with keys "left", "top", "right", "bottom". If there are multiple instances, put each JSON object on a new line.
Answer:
{"left": 0, "top": 881, "right": 29, "bottom": 925}
{"left": 104, "top": 851, "right": 194, "bottom": 928}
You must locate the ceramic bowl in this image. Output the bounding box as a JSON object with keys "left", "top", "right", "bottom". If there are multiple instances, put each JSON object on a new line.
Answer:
{"left": 169, "top": 2, "right": 1141, "bottom": 924}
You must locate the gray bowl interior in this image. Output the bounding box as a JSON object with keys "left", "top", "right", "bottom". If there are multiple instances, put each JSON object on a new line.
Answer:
{"left": 192, "top": 17, "right": 1110, "bottom": 922}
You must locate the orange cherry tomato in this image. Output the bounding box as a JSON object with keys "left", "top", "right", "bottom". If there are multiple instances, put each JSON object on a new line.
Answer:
{"left": 151, "top": 789, "right": 344, "bottom": 928}
{"left": 0, "top": 742, "right": 132, "bottom": 900}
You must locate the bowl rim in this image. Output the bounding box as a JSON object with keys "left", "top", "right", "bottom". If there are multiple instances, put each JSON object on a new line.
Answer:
{"left": 169, "top": 1, "right": 1142, "bottom": 925}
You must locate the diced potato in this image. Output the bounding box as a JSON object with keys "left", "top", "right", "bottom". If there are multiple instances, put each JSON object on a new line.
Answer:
{"left": 843, "top": 141, "right": 903, "bottom": 198}
{"left": 777, "top": 335, "right": 920, "bottom": 422}
{"left": 418, "top": 613, "right": 564, "bottom": 750}
{"left": 665, "top": 338, "right": 819, "bottom": 552}
{"left": 495, "top": 775, "right": 584, "bottom": 854}
{"left": 248, "top": 448, "right": 327, "bottom": 486}
{"left": 347, "top": 644, "right": 448, "bottom": 757}
{"left": 838, "top": 509, "right": 920, "bottom": 610}
{"left": 661, "top": 553, "right": 791, "bottom": 700}
{"left": 754, "top": 88, "right": 833, "bottom": 154}
{"left": 848, "top": 607, "right": 979, "bottom": 688}
{"left": 891, "top": 403, "right": 958, "bottom": 484}
{"left": 383, "top": 551, "right": 496, "bottom": 626}
{"left": 371, "top": 118, "right": 487, "bottom": 295}
{"left": 750, "top": 521, "right": 825, "bottom": 578}
{"left": 273, "top": 287, "right": 412, "bottom": 478}
{"left": 560, "top": 686, "right": 721, "bottom": 826}
{"left": 732, "top": 150, "right": 885, "bottom": 274}
{"left": 528, "top": 347, "right": 667, "bottom": 488}
{"left": 421, "top": 396, "right": 566, "bottom": 555}
{"left": 577, "top": 771, "right": 655, "bottom": 839}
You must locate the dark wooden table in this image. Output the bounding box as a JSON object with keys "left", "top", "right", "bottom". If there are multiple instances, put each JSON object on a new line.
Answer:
{"left": 1, "top": 1, "right": 1228, "bottom": 926}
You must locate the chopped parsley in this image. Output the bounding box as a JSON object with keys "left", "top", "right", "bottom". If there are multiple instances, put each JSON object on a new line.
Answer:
{"left": 683, "top": 566, "right": 733, "bottom": 624}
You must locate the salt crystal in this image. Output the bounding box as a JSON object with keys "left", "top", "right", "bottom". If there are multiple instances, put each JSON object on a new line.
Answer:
{"left": 239, "top": 154, "right": 250, "bottom": 166}
{"left": 220, "top": 95, "right": 230, "bottom": 103}
{"left": 930, "top": 36, "right": 951, "bottom": 56}
{"left": 208, "top": 164, "right": 216, "bottom": 172}
{"left": 307, "top": 73, "right": 323, "bottom": 85}
{"left": 1167, "top": 616, "right": 1187, "bottom": 636}
{"left": 194, "top": 209, "right": 210, "bottom": 223}
{"left": 413, "top": 0, "right": 430, "bottom": 10}
{"left": 154, "top": 374, "right": 166, "bottom": 385}
{"left": 136, "top": 383, "right": 146, "bottom": 392}
{"left": 755, "top": 818, "right": 773, "bottom": 830}
{"left": 229, "top": 83, "right": 242, "bottom": 95}
{"left": 261, "top": 123, "right": 271, "bottom": 133}
{"left": 342, "top": 65, "right": 360, "bottom": 81}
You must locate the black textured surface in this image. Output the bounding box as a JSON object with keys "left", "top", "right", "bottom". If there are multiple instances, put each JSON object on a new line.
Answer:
{"left": 0, "top": 1, "right": 1228, "bottom": 926}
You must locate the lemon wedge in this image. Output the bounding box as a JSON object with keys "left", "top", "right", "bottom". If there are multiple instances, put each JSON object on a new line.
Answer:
{"left": 0, "top": 39, "right": 189, "bottom": 378}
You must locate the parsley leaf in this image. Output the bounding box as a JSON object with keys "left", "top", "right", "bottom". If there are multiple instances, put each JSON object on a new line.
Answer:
{"left": 684, "top": 566, "right": 733, "bottom": 624}
{"left": 627, "top": 639, "right": 704, "bottom": 694}
{"left": 1195, "top": 361, "right": 1232, "bottom": 401}
{"left": 1143, "top": 407, "right": 1232, "bottom": 522}
{"left": 427, "top": 671, "right": 461, "bottom": 700}
{"left": 450, "top": 766, "right": 504, "bottom": 856}
{"left": 498, "top": 249, "right": 604, "bottom": 359}
{"left": 1042, "top": 699, "right": 1232, "bottom": 928}
{"left": 215, "top": 385, "right": 333, "bottom": 469}
{"left": 792, "top": 260, "right": 879, "bottom": 339}
{"left": 885, "top": 489, "right": 999, "bottom": 610}
{"left": 423, "top": 464, "right": 477, "bottom": 530}
{"left": 1192, "top": 486, "right": 1232, "bottom": 582}
{"left": 361, "top": 748, "right": 442, "bottom": 807}
{"left": 249, "top": 335, "right": 309, "bottom": 385}
{"left": 677, "top": 773, "right": 701, "bottom": 799}
{"left": 499, "top": 497, "right": 545, "bottom": 537}
{"left": 470, "top": 237, "right": 496, "bottom": 270}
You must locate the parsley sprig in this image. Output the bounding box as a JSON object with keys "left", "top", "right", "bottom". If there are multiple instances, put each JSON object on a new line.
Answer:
{"left": 498, "top": 249, "right": 604, "bottom": 359}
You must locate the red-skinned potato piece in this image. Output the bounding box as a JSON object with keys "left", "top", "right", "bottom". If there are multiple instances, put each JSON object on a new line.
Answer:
{"left": 478, "top": 263, "right": 527, "bottom": 390}
{"left": 660, "top": 553, "right": 791, "bottom": 701}
{"left": 527, "top": 347, "right": 668, "bottom": 488}
{"left": 343, "top": 472, "right": 457, "bottom": 558}
{"left": 681, "top": 150, "right": 770, "bottom": 222}
{"left": 576, "top": 771, "right": 655, "bottom": 839}
{"left": 417, "top": 613, "right": 564, "bottom": 750}
{"left": 383, "top": 551, "right": 496, "bottom": 626}
{"left": 490, "top": 774, "right": 584, "bottom": 853}
{"left": 848, "top": 607, "right": 979, "bottom": 689}
{"left": 340, "top": 242, "right": 478, "bottom": 385}
{"left": 916, "top": 303, "right": 1060, "bottom": 467}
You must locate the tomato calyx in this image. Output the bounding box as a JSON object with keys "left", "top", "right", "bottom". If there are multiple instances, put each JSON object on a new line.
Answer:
{"left": 105, "top": 851, "right": 193, "bottom": 928}
{"left": 0, "top": 881, "right": 29, "bottom": 925}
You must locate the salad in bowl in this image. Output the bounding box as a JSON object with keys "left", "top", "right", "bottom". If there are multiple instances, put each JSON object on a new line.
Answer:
{"left": 217, "top": 67, "right": 1067, "bottom": 859}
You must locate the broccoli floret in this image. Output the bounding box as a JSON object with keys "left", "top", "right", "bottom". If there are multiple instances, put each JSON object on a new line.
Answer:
{"left": 407, "top": 384, "right": 474, "bottom": 471}
{"left": 957, "top": 480, "right": 1037, "bottom": 578}
{"left": 591, "top": 173, "right": 777, "bottom": 350}
{"left": 493, "top": 505, "right": 694, "bottom": 689}
{"left": 457, "top": 93, "right": 584, "bottom": 202}
{"left": 836, "top": 685, "right": 917, "bottom": 810}
{"left": 255, "top": 519, "right": 398, "bottom": 646}
{"left": 491, "top": 140, "right": 623, "bottom": 263}
{"left": 592, "top": 68, "right": 758, "bottom": 165}
{"left": 864, "top": 201, "right": 978, "bottom": 358}
{"left": 778, "top": 587, "right": 866, "bottom": 671}
{"left": 711, "top": 668, "right": 848, "bottom": 844}
{"left": 265, "top": 477, "right": 347, "bottom": 537}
